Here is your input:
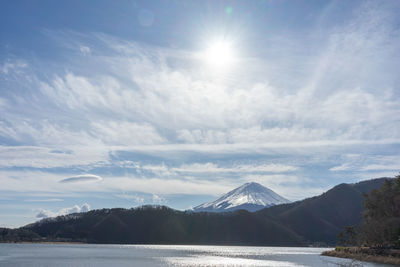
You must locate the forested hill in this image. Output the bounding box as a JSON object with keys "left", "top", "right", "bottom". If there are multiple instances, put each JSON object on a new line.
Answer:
{"left": 257, "top": 178, "right": 389, "bottom": 245}
{"left": 23, "top": 206, "right": 304, "bottom": 246}
{"left": 3, "top": 177, "right": 390, "bottom": 246}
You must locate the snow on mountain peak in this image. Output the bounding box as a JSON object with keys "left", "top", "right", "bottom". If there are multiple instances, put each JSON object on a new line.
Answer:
{"left": 193, "top": 182, "right": 290, "bottom": 212}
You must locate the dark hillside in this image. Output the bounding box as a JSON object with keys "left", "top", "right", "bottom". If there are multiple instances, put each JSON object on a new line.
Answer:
{"left": 258, "top": 178, "right": 390, "bottom": 245}
{"left": 0, "top": 227, "right": 41, "bottom": 242}
{"left": 24, "top": 206, "right": 304, "bottom": 246}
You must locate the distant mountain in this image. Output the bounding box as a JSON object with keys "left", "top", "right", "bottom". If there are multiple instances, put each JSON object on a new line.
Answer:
{"left": 194, "top": 182, "right": 290, "bottom": 212}
{"left": 5, "top": 177, "right": 390, "bottom": 246}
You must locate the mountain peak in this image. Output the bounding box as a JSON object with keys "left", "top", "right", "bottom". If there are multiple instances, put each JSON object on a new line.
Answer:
{"left": 241, "top": 182, "right": 265, "bottom": 190}
{"left": 243, "top": 182, "right": 261, "bottom": 187}
{"left": 193, "top": 182, "right": 290, "bottom": 213}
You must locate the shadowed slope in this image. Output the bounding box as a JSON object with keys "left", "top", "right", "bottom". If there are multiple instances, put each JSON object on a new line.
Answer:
{"left": 258, "top": 178, "right": 390, "bottom": 244}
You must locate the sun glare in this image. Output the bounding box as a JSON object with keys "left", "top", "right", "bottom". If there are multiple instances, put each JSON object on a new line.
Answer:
{"left": 202, "top": 40, "right": 235, "bottom": 70}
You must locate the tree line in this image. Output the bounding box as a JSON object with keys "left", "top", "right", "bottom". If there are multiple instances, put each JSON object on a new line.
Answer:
{"left": 339, "top": 174, "right": 400, "bottom": 248}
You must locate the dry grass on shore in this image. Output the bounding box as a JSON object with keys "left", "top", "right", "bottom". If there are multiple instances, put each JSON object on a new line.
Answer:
{"left": 322, "top": 247, "right": 400, "bottom": 266}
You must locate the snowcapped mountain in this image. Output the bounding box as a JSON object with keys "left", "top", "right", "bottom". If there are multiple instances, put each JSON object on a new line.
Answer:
{"left": 193, "top": 182, "right": 290, "bottom": 212}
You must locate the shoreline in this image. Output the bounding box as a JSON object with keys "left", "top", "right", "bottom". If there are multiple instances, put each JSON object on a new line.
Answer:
{"left": 1, "top": 242, "right": 335, "bottom": 249}
{"left": 0, "top": 241, "right": 85, "bottom": 245}
{"left": 322, "top": 248, "right": 400, "bottom": 266}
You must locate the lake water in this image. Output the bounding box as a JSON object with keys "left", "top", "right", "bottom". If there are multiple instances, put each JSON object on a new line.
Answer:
{"left": 0, "top": 244, "right": 395, "bottom": 267}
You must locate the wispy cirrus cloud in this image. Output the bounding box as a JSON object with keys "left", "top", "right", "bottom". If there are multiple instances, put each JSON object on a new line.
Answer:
{"left": 25, "top": 198, "right": 63, "bottom": 202}
{"left": 2, "top": 8, "right": 400, "bottom": 150}
{"left": 0, "top": 146, "right": 107, "bottom": 168}
{"left": 91, "top": 121, "right": 166, "bottom": 146}
{"left": 0, "top": 60, "right": 27, "bottom": 75}
{"left": 141, "top": 162, "right": 297, "bottom": 175}
{"left": 360, "top": 164, "right": 400, "bottom": 171}
{"left": 330, "top": 154, "right": 400, "bottom": 173}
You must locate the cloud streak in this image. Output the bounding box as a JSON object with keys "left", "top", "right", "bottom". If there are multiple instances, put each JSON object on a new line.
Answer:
{"left": 141, "top": 162, "right": 298, "bottom": 175}
{"left": 59, "top": 174, "right": 103, "bottom": 183}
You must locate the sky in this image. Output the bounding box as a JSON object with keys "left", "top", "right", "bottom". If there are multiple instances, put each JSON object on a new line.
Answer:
{"left": 1, "top": 0, "right": 400, "bottom": 227}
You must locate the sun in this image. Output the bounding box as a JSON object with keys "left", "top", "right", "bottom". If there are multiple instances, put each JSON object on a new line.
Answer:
{"left": 202, "top": 40, "right": 235, "bottom": 70}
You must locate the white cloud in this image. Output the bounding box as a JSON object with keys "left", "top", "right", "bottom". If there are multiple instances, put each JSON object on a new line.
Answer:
{"left": 79, "top": 45, "right": 91, "bottom": 55}
{"left": 114, "top": 193, "right": 144, "bottom": 203}
{"left": 100, "top": 177, "right": 234, "bottom": 196}
{"left": 172, "top": 162, "right": 297, "bottom": 173}
{"left": 0, "top": 60, "right": 27, "bottom": 75}
{"left": 140, "top": 163, "right": 175, "bottom": 177}
{"left": 329, "top": 164, "right": 351, "bottom": 172}
{"left": 36, "top": 203, "right": 91, "bottom": 218}
{"left": 243, "top": 174, "right": 304, "bottom": 185}
{"left": 0, "top": 119, "right": 103, "bottom": 147}
{"left": 107, "top": 139, "right": 400, "bottom": 157}
{"left": 91, "top": 121, "right": 165, "bottom": 145}
{"left": 176, "top": 127, "right": 332, "bottom": 144}
{"left": 80, "top": 203, "right": 90, "bottom": 212}
{"left": 360, "top": 164, "right": 400, "bottom": 171}
{"left": 39, "top": 73, "right": 110, "bottom": 110}
{"left": 59, "top": 174, "right": 103, "bottom": 183}
{"left": 355, "top": 171, "right": 398, "bottom": 180}
{"left": 33, "top": 57, "right": 398, "bottom": 148}
{"left": 330, "top": 155, "right": 400, "bottom": 172}
{"left": 27, "top": 22, "right": 398, "bottom": 148}
{"left": 0, "top": 146, "right": 107, "bottom": 168}
{"left": 2, "top": 12, "right": 399, "bottom": 149}
{"left": 152, "top": 194, "right": 165, "bottom": 204}
{"left": 25, "top": 199, "right": 63, "bottom": 202}
{"left": 35, "top": 210, "right": 53, "bottom": 218}
{"left": 109, "top": 162, "right": 300, "bottom": 186}
{"left": 138, "top": 162, "right": 297, "bottom": 177}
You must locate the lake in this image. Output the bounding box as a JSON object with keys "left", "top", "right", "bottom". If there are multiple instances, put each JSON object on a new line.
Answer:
{"left": 0, "top": 244, "right": 395, "bottom": 267}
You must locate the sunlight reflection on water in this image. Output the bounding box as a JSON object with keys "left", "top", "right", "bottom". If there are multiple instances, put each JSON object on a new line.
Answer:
{"left": 164, "top": 255, "right": 306, "bottom": 267}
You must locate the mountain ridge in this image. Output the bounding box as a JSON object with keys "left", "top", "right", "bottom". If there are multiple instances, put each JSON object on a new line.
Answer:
{"left": 1, "top": 177, "right": 392, "bottom": 246}
{"left": 257, "top": 177, "right": 391, "bottom": 244}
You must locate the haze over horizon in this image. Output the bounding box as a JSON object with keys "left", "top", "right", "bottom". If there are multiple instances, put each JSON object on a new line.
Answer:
{"left": 1, "top": 0, "right": 399, "bottom": 227}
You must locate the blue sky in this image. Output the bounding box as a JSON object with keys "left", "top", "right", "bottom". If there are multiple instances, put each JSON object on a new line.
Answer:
{"left": 1, "top": 0, "right": 400, "bottom": 227}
